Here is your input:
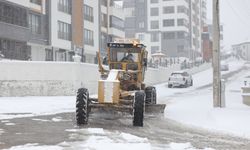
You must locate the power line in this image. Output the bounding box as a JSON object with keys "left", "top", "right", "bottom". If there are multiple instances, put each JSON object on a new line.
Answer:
{"left": 225, "top": 0, "right": 250, "bottom": 28}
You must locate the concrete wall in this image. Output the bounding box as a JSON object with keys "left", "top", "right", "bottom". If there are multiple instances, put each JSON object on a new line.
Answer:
{"left": 0, "top": 61, "right": 210, "bottom": 97}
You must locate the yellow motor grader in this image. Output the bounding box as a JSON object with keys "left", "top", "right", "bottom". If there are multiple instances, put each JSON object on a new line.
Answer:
{"left": 76, "top": 39, "right": 166, "bottom": 127}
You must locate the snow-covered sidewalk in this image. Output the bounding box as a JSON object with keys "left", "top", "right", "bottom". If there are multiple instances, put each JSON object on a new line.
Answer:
{"left": 164, "top": 64, "right": 250, "bottom": 138}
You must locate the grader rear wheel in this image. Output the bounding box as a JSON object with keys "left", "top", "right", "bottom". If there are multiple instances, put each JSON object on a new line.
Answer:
{"left": 133, "top": 91, "right": 145, "bottom": 127}
{"left": 76, "top": 88, "right": 89, "bottom": 125}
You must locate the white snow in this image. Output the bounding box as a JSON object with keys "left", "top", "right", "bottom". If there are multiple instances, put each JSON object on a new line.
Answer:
{"left": 166, "top": 142, "right": 214, "bottom": 150}
{"left": 4, "top": 123, "right": 15, "bottom": 126}
{"left": 162, "top": 60, "right": 250, "bottom": 138}
{"left": 0, "top": 128, "right": 4, "bottom": 135}
{"left": 4, "top": 143, "right": 62, "bottom": 150}
{"left": 157, "top": 59, "right": 245, "bottom": 103}
{"left": 0, "top": 96, "right": 75, "bottom": 120}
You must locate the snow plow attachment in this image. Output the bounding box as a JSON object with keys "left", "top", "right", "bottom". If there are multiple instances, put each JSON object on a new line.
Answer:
{"left": 145, "top": 104, "right": 166, "bottom": 114}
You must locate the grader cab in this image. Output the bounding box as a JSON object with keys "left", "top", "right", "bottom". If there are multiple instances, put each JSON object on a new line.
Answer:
{"left": 76, "top": 39, "right": 165, "bottom": 127}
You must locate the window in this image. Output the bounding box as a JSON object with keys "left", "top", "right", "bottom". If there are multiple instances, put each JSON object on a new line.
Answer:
{"left": 151, "top": 46, "right": 159, "bottom": 54}
{"left": 177, "top": 31, "right": 185, "bottom": 39}
{"left": 101, "top": 0, "right": 107, "bottom": 6}
{"left": 177, "top": 6, "right": 188, "bottom": 14}
{"left": 150, "top": 8, "right": 159, "bottom": 16}
{"left": 163, "top": 32, "right": 175, "bottom": 39}
{"left": 58, "top": 0, "right": 71, "bottom": 14}
{"left": 0, "top": 2, "right": 28, "bottom": 27}
{"left": 30, "top": 0, "right": 41, "bottom": 5}
{"left": 84, "top": 5, "right": 93, "bottom": 22}
{"left": 110, "top": 16, "right": 124, "bottom": 30}
{"left": 84, "top": 29, "right": 94, "bottom": 46}
{"left": 138, "top": 34, "right": 145, "bottom": 41}
{"left": 163, "top": 6, "right": 175, "bottom": 14}
{"left": 45, "top": 49, "right": 53, "bottom": 61}
{"left": 29, "top": 14, "right": 41, "bottom": 34}
{"left": 150, "top": 20, "right": 159, "bottom": 29}
{"left": 151, "top": 32, "right": 159, "bottom": 42}
{"left": 138, "top": 21, "right": 145, "bottom": 28}
{"left": 150, "top": 0, "right": 158, "bottom": 3}
{"left": 177, "top": 19, "right": 187, "bottom": 26}
{"left": 58, "top": 21, "right": 71, "bottom": 41}
{"left": 163, "top": 19, "right": 175, "bottom": 27}
{"left": 177, "top": 45, "right": 184, "bottom": 53}
{"left": 101, "top": 13, "right": 107, "bottom": 27}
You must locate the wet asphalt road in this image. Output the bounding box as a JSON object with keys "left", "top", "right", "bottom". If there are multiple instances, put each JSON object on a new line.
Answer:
{"left": 1, "top": 66, "right": 250, "bottom": 150}
{"left": 0, "top": 111, "right": 250, "bottom": 150}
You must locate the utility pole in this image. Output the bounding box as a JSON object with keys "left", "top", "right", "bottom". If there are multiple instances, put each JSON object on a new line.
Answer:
{"left": 213, "top": 0, "right": 221, "bottom": 107}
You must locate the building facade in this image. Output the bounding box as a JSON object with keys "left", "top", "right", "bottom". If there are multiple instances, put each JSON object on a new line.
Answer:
{"left": 232, "top": 42, "right": 250, "bottom": 61}
{"left": 0, "top": 0, "right": 48, "bottom": 61}
{"left": 0, "top": 0, "right": 125, "bottom": 63}
{"left": 123, "top": 0, "right": 207, "bottom": 60}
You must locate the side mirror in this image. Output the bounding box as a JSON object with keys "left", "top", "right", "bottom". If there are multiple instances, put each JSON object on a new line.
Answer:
{"left": 143, "top": 58, "right": 147, "bottom": 67}
{"left": 103, "top": 56, "right": 108, "bottom": 65}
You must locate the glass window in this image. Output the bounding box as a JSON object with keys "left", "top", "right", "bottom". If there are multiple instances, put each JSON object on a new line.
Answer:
{"left": 151, "top": 46, "right": 159, "bottom": 54}
{"left": 163, "top": 19, "right": 175, "bottom": 27}
{"left": 84, "top": 5, "right": 93, "bottom": 22}
{"left": 58, "top": 21, "right": 72, "bottom": 41}
{"left": 150, "top": 0, "right": 159, "bottom": 3}
{"left": 84, "top": 29, "right": 94, "bottom": 46}
{"left": 30, "top": 0, "right": 42, "bottom": 5}
{"left": 110, "top": 16, "right": 124, "bottom": 31}
{"left": 58, "top": 0, "right": 71, "bottom": 14}
{"left": 150, "top": 8, "right": 159, "bottom": 16}
{"left": 163, "top": 32, "right": 175, "bottom": 39}
{"left": 151, "top": 32, "right": 159, "bottom": 42}
{"left": 150, "top": 20, "right": 159, "bottom": 29}
{"left": 163, "top": 6, "right": 175, "bottom": 14}
{"left": 29, "top": 13, "right": 41, "bottom": 34}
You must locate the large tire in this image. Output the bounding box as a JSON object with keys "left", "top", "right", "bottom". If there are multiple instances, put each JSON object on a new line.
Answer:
{"left": 168, "top": 84, "right": 172, "bottom": 88}
{"left": 184, "top": 81, "right": 188, "bottom": 88}
{"left": 133, "top": 91, "right": 145, "bottom": 127}
{"left": 76, "top": 88, "right": 89, "bottom": 125}
{"left": 145, "top": 86, "right": 157, "bottom": 104}
{"left": 190, "top": 80, "right": 193, "bottom": 86}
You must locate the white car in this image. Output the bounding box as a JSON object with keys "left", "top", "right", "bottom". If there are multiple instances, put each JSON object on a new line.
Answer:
{"left": 168, "top": 71, "right": 193, "bottom": 88}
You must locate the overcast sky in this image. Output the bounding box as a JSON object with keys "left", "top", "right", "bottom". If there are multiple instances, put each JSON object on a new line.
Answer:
{"left": 207, "top": 0, "right": 250, "bottom": 50}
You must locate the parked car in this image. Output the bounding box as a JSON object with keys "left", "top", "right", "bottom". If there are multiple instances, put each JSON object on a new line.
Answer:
{"left": 168, "top": 71, "right": 193, "bottom": 88}
{"left": 221, "top": 61, "right": 229, "bottom": 71}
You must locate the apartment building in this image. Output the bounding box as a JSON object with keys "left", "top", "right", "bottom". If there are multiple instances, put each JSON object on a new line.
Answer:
{"left": 47, "top": 0, "right": 84, "bottom": 62}
{"left": 123, "top": 0, "right": 152, "bottom": 57}
{"left": 232, "top": 42, "right": 250, "bottom": 61}
{"left": 0, "top": 0, "right": 48, "bottom": 60}
{"left": 99, "top": 0, "right": 125, "bottom": 56}
{"left": 123, "top": 0, "right": 207, "bottom": 60}
{"left": 0, "top": 0, "right": 125, "bottom": 63}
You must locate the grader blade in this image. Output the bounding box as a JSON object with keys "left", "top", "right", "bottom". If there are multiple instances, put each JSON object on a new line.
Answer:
{"left": 145, "top": 104, "right": 166, "bottom": 114}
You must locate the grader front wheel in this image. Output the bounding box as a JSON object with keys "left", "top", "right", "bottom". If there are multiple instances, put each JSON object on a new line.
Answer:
{"left": 76, "top": 88, "right": 89, "bottom": 125}
{"left": 145, "top": 86, "right": 157, "bottom": 104}
{"left": 133, "top": 91, "right": 145, "bottom": 127}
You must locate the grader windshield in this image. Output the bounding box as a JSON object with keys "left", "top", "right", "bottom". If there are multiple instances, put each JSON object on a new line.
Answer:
{"left": 107, "top": 43, "right": 146, "bottom": 70}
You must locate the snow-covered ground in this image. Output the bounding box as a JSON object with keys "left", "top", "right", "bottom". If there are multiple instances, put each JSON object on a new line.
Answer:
{"left": 4, "top": 128, "right": 214, "bottom": 150}
{"left": 0, "top": 96, "right": 75, "bottom": 120}
{"left": 0, "top": 58, "right": 247, "bottom": 150}
{"left": 157, "top": 59, "right": 245, "bottom": 102}
{"left": 161, "top": 59, "right": 250, "bottom": 139}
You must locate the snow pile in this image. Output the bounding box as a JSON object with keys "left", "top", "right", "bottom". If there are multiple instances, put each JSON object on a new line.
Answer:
{"left": 63, "top": 128, "right": 151, "bottom": 150}
{"left": 4, "top": 144, "right": 62, "bottom": 150}
{"left": 166, "top": 142, "right": 214, "bottom": 150}
{"left": 0, "top": 128, "right": 4, "bottom": 135}
{"left": 0, "top": 96, "right": 75, "bottom": 120}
